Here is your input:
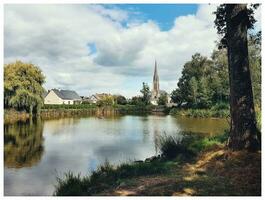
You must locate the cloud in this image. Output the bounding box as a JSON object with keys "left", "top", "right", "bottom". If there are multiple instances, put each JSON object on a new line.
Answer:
{"left": 4, "top": 4, "right": 220, "bottom": 97}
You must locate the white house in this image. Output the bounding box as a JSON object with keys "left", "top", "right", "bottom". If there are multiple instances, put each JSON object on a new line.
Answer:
{"left": 44, "top": 89, "right": 81, "bottom": 105}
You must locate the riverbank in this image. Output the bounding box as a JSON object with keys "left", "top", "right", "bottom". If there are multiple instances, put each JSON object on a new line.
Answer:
{"left": 4, "top": 105, "right": 155, "bottom": 124}
{"left": 4, "top": 109, "right": 30, "bottom": 124}
{"left": 54, "top": 132, "right": 261, "bottom": 196}
{"left": 169, "top": 107, "right": 230, "bottom": 118}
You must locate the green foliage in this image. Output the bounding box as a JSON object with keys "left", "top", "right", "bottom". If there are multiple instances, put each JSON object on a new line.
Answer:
{"left": 42, "top": 104, "right": 97, "bottom": 110}
{"left": 55, "top": 172, "right": 90, "bottom": 196}
{"left": 173, "top": 53, "right": 229, "bottom": 109}
{"left": 169, "top": 105, "right": 230, "bottom": 118}
{"left": 129, "top": 96, "right": 145, "bottom": 106}
{"left": 158, "top": 134, "right": 195, "bottom": 160}
{"left": 140, "top": 82, "right": 151, "bottom": 105}
{"left": 158, "top": 131, "right": 229, "bottom": 160}
{"left": 249, "top": 34, "right": 261, "bottom": 107}
{"left": 54, "top": 131, "right": 230, "bottom": 196}
{"left": 171, "top": 88, "right": 182, "bottom": 106}
{"left": 115, "top": 104, "right": 153, "bottom": 114}
{"left": 255, "top": 106, "right": 261, "bottom": 130}
{"left": 114, "top": 95, "right": 127, "bottom": 105}
{"left": 158, "top": 93, "right": 168, "bottom": 105}
{"left": 214, "top": 4, "right": 259, "bottom": 48}
{"left": 172, "top": 33, "right": 260, "bottom": 110}
{"left": 4, "top": 61, "right": 45, "bottom": 114}
{"left": 54, "top": 160, "right": 169, "bottom": 196}
{"left": 96, "top": 95, "right": 115, "bottom": 107}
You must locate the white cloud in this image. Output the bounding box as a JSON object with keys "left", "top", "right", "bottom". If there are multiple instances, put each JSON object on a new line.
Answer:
{"left": 4, "top": 4, "right": 219, "bottom": 97}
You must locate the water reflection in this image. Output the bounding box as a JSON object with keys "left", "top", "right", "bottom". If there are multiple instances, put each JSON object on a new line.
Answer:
{"left": 4, "top": 118, "right": 44, "bottom": 168}
{"left": 174, "top": 116, "right": 229, "bottom": 136}
{"left": 4, "top": 115, "right": 228, "bottom": 196}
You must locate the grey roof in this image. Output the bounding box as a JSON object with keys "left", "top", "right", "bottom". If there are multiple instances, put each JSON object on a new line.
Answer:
{"left": 51, "top": 89, "right": 81, "bottom": 100}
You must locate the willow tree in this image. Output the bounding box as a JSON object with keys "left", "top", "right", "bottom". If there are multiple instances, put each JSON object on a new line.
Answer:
{"left": 214, "top": 4, "right": 260, "bottom": 151}
{"left": 4, "top": 61, "right": 45, "bottom": 115}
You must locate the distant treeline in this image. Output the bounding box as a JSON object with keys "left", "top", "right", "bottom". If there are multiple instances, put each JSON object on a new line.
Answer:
{"left": 171, "top": 33, "right": 261, "bottom": 109}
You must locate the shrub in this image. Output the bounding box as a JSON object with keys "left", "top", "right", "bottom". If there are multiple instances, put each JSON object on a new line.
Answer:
{"left": 157, "top": 131, "right": 229, "bottom": 159}
{"left": 157, "top": 134, "right": 195, "bottom": 160}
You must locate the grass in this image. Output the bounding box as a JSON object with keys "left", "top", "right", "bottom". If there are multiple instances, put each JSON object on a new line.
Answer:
{"left": 157, "top": 134, "right": 195, "bottom": 160}
{"left": 54, "top": 131, "right": 230, "bottom": 196}
{"left": 157, "top": 131, "right": 229, "bottom": 160}
{"left": 170, "top": 103, "right": 230, "bottom": 118}
{"left": 54, "top": 160, "right": 172, "bottom": 196}
{"left": 54, "top": 129, "right": 260, "bottom": 196}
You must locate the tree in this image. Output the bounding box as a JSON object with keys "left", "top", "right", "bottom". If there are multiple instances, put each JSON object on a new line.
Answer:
{"left": 140, "top": 82, "right": 151, "bottom": 105}
{"left": 174, "top": 53, "right": 214, "bottom": 108}
{"left": 171, "top": 88, "right": 182, "bottom": 106}
{"left": 197, "top": 77, "right": 211, "bottom": 108}
{"left": 249, "top": 33, "right": 261, "bottom": 107}
{"left": 210, "top": 48, "right": 229, "bottom": 104}
{"left": 96, "top": 95, "right": 115, "bottom": 106}
{"left": 215, "top": 4, "right": 260, "bottom": 151}
{"left": 189, "top": 77, "right": 198, "bottom": 106}
{"left": 114, "top": 95, "right": 127, "bottom": 105}
{"left": 4, "top": 61, "right": 45, "bottom": 115}
{"left": 130, "top": 96, "right": 144, "bottom": 106}
{"left": 158, "top": 93, "right": 168, "bottom": 106}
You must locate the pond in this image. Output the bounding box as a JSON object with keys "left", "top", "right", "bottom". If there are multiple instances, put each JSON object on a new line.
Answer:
{"left": 4, "top": 115, "right": 228, "bottom": 196}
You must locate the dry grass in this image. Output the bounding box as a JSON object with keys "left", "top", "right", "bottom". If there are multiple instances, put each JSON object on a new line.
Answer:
{"left": 99, "top": 145, "right": 261, "bottom": 196}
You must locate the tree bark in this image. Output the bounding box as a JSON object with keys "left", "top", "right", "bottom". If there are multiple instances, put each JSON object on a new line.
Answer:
{"left": 225, "top": 4, "right": 260, "bottom": 151}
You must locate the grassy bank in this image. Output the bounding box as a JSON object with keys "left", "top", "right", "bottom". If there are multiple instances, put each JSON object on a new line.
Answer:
{"left": 170, "top": 108, "right": 230, "bottom": 118}
{"left": 4, "top": 109, "right": 30, "bottom": 124}
{"left": 4, "top": 105, "right": 154, "bottom": 123}
{"left": 54, "top": 131, "right": 260, "bottom": 196}
{"left": 114, "top": 104, "right": 154, "bottom": 114}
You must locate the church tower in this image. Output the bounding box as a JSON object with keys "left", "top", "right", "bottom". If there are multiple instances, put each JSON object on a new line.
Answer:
{"left": 152, "top": 60, "right": 160, "bottom": 99}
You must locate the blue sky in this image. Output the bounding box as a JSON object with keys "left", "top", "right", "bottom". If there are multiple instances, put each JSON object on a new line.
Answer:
{"left": 110, "top": 4, "right": 198, "bottom": 31}
{"left": 4, "top": 4, "right": 261, "bottom": 97}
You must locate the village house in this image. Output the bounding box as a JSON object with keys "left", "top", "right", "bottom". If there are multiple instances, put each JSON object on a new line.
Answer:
{"left": 44, "top": 89, "right": 81, "bottom": 105}
{"left": 86, "top": 93, "right": 113, "bottom": 104}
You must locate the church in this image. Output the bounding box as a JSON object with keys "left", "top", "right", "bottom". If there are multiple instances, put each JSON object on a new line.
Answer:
{"left": 150, "top": 61, "right": 171, "bottom": 106}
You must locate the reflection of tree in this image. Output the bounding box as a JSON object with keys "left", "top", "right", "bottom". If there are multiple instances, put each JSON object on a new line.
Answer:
{"left": 4, "top": 117, "right": 44, "bottom": 168}
{"left": 153, "top": 121, "right": 160, "bottom": 155}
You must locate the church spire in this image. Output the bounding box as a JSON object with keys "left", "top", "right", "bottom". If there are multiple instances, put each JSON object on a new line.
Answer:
{"left": 152, "top": 60, "right": 159, "bottom": 97}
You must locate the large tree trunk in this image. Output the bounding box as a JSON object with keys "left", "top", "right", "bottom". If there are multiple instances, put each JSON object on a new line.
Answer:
{"left": 225, "top": 4, "right": 260, "bottom": 151}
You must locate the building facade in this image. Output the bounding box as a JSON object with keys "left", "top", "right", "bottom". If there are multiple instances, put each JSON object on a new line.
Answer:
{"left": 44, "top": 89, "right": 81, "bottom": 105}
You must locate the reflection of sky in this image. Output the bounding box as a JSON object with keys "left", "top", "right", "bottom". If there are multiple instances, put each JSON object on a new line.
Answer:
{"left": 4, "top": 115, "right": 228, "bottom": 195}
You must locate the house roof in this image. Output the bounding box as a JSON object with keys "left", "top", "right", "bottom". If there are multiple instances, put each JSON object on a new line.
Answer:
{"left": 51, "top": 89, "right": 81, "bottom": 100}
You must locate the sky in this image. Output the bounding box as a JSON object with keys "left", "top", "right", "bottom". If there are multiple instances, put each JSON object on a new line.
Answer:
{"left": 4, "top": 4, "right": 261, "bottom": 98}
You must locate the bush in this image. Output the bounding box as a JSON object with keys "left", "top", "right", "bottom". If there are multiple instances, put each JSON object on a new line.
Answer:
{"left": 157, "top": 131, "right": 229, "bottom": 159}
{"left": 169, "top": 108, "right": 229, "bottom": 118}
{"left": 211, "top": 102, "right": 229, "bottom": 110}
{"left": 42, "top": 104, "right": 96, "bottom": 110}
{"left": 157, "top": 134, "right": 195, "bottom": 160}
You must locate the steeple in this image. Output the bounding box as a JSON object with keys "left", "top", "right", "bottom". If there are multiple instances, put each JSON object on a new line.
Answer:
{"left": 152, "top": 60, "right": 159, "bottom": 97}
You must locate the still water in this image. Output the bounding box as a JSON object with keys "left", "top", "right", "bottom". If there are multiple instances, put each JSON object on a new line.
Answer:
{"left": 4, "top": 115, "right": 228, "bottom": 196}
